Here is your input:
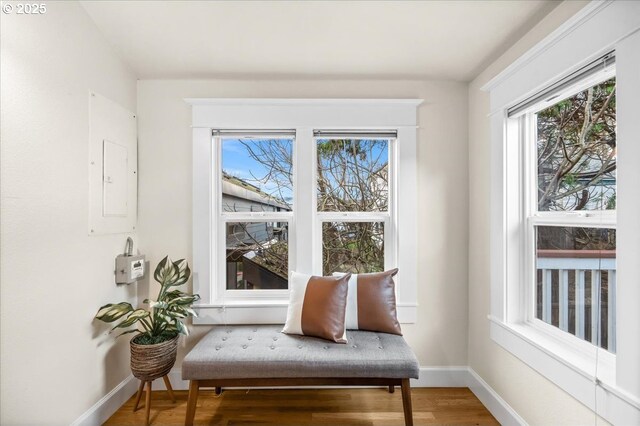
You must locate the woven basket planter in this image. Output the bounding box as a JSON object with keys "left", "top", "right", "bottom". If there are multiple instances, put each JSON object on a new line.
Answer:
{"left": 130, "top": 334, "right": 178, "bottom": 382}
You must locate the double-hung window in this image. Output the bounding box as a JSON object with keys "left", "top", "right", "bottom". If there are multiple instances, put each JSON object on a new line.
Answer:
{"left": 189, "top": 99, "right": 421, "bottom": 325}
{"left": 218, "top": 131, "right": 295, "bottom": 296}
{"left": 489, "top": 54, "right": 620, "bottom": 394}
{"left": 486, "top": 2, "right": 640, "bottom": 421}
{"left": 491, "top": 53, "right": 620, "bottom": 392}
{"left": 516, "top": 62, "right": 617, "bottom": 353}
{"left": 314, "top": 130, "right": 396, "bottom": 276}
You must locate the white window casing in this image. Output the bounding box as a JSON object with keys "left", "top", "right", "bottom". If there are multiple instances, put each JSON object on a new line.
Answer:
{"left": 188, "top": 99, "right": 422, "bottom": 326}
{"left": 483, "top": 1, "right": 640, "bottom": 424}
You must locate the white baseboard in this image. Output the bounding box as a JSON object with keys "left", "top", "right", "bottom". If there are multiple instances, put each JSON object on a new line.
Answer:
{"left": 412, "top": 366, "right": 470, "bottom": 387}
{"left": 72, "top": 365, "right": 525, "bottom": 426}
{"left": 467, "top": 367, "right": 528, "bottom": 426}
{"left": 70, "top": 374, "right": 138, "bottom": 426}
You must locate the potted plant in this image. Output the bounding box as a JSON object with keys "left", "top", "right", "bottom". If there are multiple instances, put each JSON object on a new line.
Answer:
{"left": 95, "top": 256, "right": 200, "bottom": 412}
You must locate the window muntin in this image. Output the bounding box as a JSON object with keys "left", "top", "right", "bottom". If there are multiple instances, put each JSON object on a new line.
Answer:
{"left": 526, "top": 75, "right": 617, "bottom": 352}
{"left": 322, "top": 221, "right": 385, "bottom": 275}
{"left": 316, "top": 138, "right": 389, "bottom": 212}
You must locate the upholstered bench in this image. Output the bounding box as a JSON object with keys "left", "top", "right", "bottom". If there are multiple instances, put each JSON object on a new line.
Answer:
{"left": 182, "top": 325, "right": 420, "bottom": 425}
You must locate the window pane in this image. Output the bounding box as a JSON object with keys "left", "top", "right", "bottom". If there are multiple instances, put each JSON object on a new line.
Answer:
{"left": 317, "top": 139, "right": 389, "bottom": 212}
{"left": 322, "top": 222, "right": 384, "bottom": 275}
{"left": 536, "top": 78, "right": 616, "bottom": 211}
{"left": 221, "top": 138, "right": 293, "bottom": 212}
{"left": 535, "top": 226, "right": 616, "bottom": 352}
{"left": 226, "top": 221, "right": 288, "bottom": 290}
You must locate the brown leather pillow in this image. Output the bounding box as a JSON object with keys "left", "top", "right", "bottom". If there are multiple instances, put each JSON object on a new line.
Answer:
{"left": 282, "top": 271, "right": 351, "bottom": 343}
{"left": 335, "top": 269, "right": 402, "bottom": 335}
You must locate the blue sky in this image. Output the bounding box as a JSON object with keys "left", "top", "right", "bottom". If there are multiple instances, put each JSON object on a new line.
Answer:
{"left": 222, "top": 138, "right": 293, "bottom": 203}
{"left": 222, "top": 138, "right": 390, "bottom": 206}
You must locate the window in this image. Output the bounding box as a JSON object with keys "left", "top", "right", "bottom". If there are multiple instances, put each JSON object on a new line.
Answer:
{"left": 493, "top": 56, "right": 619, "bottom": 365}
{"left": 485, "top": 3, "right": 640, "bottom": 419}
{"left": 219, "top": 133, "right": 294, "bottom": 291}
{"left": 189, "top": 99, "right": 421, "bottom": 325}
{"left": 315, "top": 132, "right": 394, "bottom": 276}
{"left": 525, "top": 76, "right": 617, "bottom": 352}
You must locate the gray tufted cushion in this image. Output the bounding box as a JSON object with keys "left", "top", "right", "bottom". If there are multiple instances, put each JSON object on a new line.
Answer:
{"left": 182, "top": 325, "right": 419, "bottom": 380}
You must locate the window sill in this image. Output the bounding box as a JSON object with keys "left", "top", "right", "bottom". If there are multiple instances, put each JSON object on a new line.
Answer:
{"left": 488, "top": 316, "right": 640, "bottom": 424}
{"left": 193, "top": 303, "right": 417, "bottom": 325}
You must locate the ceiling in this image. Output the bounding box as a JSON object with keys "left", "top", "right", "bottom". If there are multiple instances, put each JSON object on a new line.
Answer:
{"left": 81, "top": 0, "right": 559, "bottom": 81}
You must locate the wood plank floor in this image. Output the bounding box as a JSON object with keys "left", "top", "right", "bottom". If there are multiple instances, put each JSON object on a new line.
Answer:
{"left": 105, "top": 387, "right": 499, "bottom": 425}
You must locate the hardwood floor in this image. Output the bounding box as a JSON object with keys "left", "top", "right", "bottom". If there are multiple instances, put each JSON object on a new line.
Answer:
{"left": 105, "top": 387, "right": 499, "bottom": 425}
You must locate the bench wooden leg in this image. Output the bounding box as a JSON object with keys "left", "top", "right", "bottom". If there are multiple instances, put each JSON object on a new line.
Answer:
{"left": 401, "top": 379, "right": 413, "bottom": 426}
{"left": 388, "top": 385, "right": 395, "bottom": 393}
{"left": 185, "top": 380, "right": 199, "bottom": 426}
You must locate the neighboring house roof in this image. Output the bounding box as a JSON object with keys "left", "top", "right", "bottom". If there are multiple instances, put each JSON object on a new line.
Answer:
{"left": 222, "top": 172, "right": 291, "bottom": 210}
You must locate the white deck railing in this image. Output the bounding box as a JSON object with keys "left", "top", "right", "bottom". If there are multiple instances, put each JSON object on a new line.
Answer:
{"left": 537, "top": 250, "right": 616, "bottom": 353}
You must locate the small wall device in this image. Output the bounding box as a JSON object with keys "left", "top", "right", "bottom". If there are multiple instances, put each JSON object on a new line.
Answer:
{"left": 115, "top": 237, "right": 145, "bottom": 284}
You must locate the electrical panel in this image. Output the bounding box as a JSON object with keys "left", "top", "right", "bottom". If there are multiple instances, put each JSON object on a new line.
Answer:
{"left": 88, "top": 92, "right": 137, "bottom": 235}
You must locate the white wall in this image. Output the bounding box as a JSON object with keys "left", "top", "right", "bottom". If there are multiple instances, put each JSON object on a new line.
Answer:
{"left": 136, "top": 79, "right": 469, "bottom": 368}
{"left": 0, "top": 2, "right": 138, "bottom": 424}
{"left": 467, "top": 1, "right": 610, "bottom": 424}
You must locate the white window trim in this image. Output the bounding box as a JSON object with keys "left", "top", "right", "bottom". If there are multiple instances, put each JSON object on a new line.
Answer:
{"left": 483, "top": 1, "right": 640, "bottom": 423}
{"left": 187, "top": 98, "right": 422, "bottom": 326}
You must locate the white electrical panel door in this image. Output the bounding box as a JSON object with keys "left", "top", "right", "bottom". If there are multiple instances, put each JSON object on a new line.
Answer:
{"left": 103, "top": 140, "right": 128, "bottom": 217}
{"left": 89, "top": 92, "right": 137, "bottom": 234}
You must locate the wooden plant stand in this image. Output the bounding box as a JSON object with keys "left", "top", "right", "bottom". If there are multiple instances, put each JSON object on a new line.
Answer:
{"left": 133, "top": 375, "right": 176, "bottom": 426}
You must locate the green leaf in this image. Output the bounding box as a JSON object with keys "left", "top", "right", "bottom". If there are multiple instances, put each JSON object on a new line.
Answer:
{"left": 175, "top": 307, "right": 198, "bottom": 318}
{"left": 167, "top": 295, "right": 199, "bottom": 306}
{"left": 165, "top": 305, "right": 188, "bottom": 318}
{"left": 154, "top": 256, "right": 169, "bottom": 283}
{"left": 168, "top": 309, "right": 187, "bottom": 319}
{"left": 170, "top": 260, "right": 191, "bottom": 287}
{"left": 149, "top": 300, "right": 169, "bottom": 309}
{"left": 172, "top": 259, "right": 185, "bottom": 271}
{"left": 163, "top": 325, "right": 178, "bottom": 334}
{"left": 112, "top": 309, "right": 150, "bottom": 330}
{"left": 162, "top": 290, "right": 185, "bottom": 302}
{"left": 175, "top": 320, "right": 189, "bottom": 336}
{"left": 95, "top": 302, "right": 134, "bottom": 323}
{"left": 169, "top": 262, "right": 180, "bottom": 284}
{"left": 156, "top": 257, "right": 179, "bottom": 286}
{"left": 157, "top": 312, "right": 174, "bottom": 323}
